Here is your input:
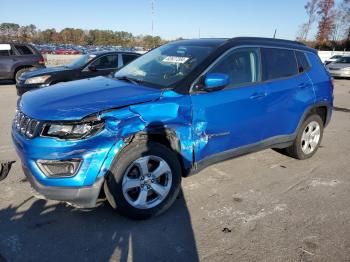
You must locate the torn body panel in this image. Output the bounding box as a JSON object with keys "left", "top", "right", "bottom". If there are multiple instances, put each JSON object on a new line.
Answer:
{"left": 100, "top": 90, "right": 194, "bottom": 171}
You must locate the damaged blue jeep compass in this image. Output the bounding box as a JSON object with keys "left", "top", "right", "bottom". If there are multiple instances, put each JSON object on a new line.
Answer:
{"left": 12, "top": 38, "right": 333, "bottom": 219}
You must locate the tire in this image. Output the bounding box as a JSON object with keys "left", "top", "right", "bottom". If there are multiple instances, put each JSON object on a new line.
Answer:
{"left": 284, "top": 114, "right": 324, "bottom": 160}
{"left": 15, "top": 67, "right": 33, "bottom": 83}
{"left": 104, "top": 141, "right": 182, "bottom": 219}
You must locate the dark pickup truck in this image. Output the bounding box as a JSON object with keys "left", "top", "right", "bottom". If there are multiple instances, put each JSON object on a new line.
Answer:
{"left": 0, "top": 43, "right": 45, "bottom": 82}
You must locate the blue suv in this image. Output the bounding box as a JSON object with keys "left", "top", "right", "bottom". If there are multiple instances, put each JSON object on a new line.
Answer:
{"left": 12, "top": 38, "right": 333, "bottom": 219}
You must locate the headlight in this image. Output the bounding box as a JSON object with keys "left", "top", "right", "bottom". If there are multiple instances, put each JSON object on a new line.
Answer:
{"left": 25, "top": 75, "right": 51, "bottom": 84}
{"left": 41, "top": 120, "right": 104, "bottom": 140}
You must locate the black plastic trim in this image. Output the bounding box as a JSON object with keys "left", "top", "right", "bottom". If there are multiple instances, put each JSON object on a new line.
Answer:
{"left": 187, "top": 135, "right": 294, "bottom": 176}
{"left": 22, "top": 165, "right": 104, "bottom": 208}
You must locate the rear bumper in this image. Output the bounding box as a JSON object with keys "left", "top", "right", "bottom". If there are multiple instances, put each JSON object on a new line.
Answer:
{"left": 328, "top": 70, "right": 350, "bottom": 78}
{"left": 22, "top": 165, "right": 104, "bottom": 208}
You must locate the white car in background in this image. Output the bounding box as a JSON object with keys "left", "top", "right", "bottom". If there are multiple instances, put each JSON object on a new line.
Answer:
{"left": 326, "top": 56, "right": 350, "bottom": 78}
{"left": 324, "top": 55, "right": 343, "bottom": 66}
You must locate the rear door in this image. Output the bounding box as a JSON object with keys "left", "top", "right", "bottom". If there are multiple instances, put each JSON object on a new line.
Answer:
{"left": 0, "top": 45, "right": 16, "bottom": 79}
{"left": 261, "top": 48, "right": 314, "bottom": 140}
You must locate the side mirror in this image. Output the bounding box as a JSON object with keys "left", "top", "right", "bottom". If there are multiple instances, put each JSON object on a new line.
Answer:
{"left": 204, "top": 73, "right": 229, "bottom": 91}
{"left": 88, "top": 65, "right": 97, "bottom": 72}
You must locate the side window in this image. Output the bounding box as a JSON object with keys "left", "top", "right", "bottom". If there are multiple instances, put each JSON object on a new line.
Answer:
{"left": 0, "top": 50, "right": 9, "bottom": 56}
{"left": 262, "top": 48, "right": 298, "bottom": 81}
{"left": 14, "top": 45, "right": 33, "bottom": 55}
{"left": 295, "top": 51, "right": 311, "bottom": 73}
{"left": 90, "top": 55, "right": 118, "bottom": 70}
{"left": 122, "top": 54, "right": 139, "bottom": 65}
{"left": 207, "top": 47, "right": 261, "bottom": 88}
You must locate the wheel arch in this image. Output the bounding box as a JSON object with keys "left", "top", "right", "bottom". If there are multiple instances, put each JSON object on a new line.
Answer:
{"left": 13, "top": 65, "right": 35, "bottom": 79}
{"left": 14, "top": 65, "right": 35, "bottom": 74}
{"left": 309, "top": 105, "right": 328, "bottom": 126}
{"left": 123, "top": 127, "right": 190, "bottom": 177}
{"left": 297, "top": 102, "right": 332, "bottom": 133}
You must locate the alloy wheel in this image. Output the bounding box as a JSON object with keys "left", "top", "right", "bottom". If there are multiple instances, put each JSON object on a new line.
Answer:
{"left": 301, "top": 121, "right": 321, "bottom": 155}
{"left": 122, "top": 155, "right": 172, "bottom": 209}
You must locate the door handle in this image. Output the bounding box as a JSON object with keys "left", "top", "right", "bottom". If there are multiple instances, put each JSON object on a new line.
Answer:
{"left": 250, "top": 92, "right": 267, "bottom": 100}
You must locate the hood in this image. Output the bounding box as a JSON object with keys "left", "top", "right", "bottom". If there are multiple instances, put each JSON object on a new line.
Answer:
{"left": 20, "top": 76, "right": 162, "bottom": 121}
{"left": 328, "top": 63, "right": 350, "bottom": 69}
{"left": 21, "top": 66, "right": 70, "bottom": 79}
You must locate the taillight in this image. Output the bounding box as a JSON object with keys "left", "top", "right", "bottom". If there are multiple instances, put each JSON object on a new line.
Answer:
{"left": 38, "top": 57, "right": 45, "bottom": 65}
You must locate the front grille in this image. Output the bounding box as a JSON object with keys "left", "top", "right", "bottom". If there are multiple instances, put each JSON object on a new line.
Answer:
{"left": 14, "top": 110, "right": 41, "bottom": 138}
{"left": 329, "top": 67, "right": 341, "bottom": 71}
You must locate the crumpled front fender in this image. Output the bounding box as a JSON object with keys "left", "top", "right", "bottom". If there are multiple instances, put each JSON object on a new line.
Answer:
{"left": 99, "top": 90, "right": 194, "bottom": 172}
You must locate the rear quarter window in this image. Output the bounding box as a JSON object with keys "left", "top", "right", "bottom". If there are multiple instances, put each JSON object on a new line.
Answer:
{"left": 14, "top": 45, "right": 34, "bottom": 55}
{"left": 295, "top": 51, "right": 311, "bottom": 73}
{"left": 262, "top": 48, "right": 298, "bottom": 81}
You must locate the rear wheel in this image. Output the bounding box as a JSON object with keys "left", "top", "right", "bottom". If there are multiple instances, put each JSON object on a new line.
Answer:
{"left": 15, "top": 67, "right": 33, "bottom": 83}
{"left": 284, "top": 114, "right": 323, "bottom": 160}
{"left": 104, "top": 141, "right": 182, "bottom": 219}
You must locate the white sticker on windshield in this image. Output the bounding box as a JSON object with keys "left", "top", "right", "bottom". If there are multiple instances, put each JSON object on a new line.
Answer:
{"left": 162, "top": 56, "right": 190, "bottom": 64}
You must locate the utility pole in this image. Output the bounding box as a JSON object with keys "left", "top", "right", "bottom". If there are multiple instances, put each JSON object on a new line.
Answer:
{"left": 151, "top": 0, "right": 155, "bottom": 37}
{"left": 150, "top": 0, "right": 155, "bottom": 48}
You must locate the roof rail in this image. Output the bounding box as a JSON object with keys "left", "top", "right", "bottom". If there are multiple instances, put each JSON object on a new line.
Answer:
{"left": 227, "top": 37, "right": 306, "bottom": 46}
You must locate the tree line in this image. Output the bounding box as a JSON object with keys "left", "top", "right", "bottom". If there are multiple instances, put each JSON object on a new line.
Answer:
{"left": 0, "top": 23, "right": 167, "bottom": 49}
{"left": 297, "top": 0, "right": 350, "bottom": 50}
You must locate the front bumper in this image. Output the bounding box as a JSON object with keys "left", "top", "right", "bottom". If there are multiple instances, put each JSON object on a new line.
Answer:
{"left": 23, "top": 165, "right": 104, "bottom": 208}
{"left": 12, "top": 119, "right": 126, "bottom": 207}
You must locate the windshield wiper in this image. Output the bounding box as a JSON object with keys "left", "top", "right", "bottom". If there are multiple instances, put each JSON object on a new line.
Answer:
{"left": 116, "top": 76, "right": 143, "bottom": 85}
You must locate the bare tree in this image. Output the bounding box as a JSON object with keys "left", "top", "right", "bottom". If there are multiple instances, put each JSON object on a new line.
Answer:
{"left": 296, "top": 23, "right": 309, "bottom": 41}
{"left": 330, "top": 0, "right": 350, "bottom": 41}
{"left": 304, "top": 0, "right": 319, "bottom": 40}
{"left": 316, "top": 0, "right": 336, "bottom": 43}
{"left": 342, "top": 0, "right": 350, "bottom": 39}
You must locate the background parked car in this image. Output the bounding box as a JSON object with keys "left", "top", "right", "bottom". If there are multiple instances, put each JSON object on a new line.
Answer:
{"left": 326, "top": 55, "right": 350, "bottom": 78}
{"left": 0, "top": 43, "right": 45, "bottom": 82}
{"left": 324, "top": 55, "right": 343, "bottom": 65}
{"left": 16, "top": 51, "right": 141, "bottom": 95}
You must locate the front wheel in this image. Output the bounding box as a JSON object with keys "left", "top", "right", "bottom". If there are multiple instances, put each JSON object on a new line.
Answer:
{"left": 284, "top": 114, "right": 324, "bottom": 160}
{"left": 104, "top": 141, "right": 182, "bottom": 219}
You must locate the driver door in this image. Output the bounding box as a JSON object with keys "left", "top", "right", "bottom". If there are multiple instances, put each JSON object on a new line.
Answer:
{"left": 191, "top": 47, "right": 268, "bottom": 162}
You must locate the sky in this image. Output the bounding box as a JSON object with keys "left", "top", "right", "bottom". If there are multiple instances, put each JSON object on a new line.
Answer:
{"left": 0, "top": 0, "right": 342, "bottom": 40}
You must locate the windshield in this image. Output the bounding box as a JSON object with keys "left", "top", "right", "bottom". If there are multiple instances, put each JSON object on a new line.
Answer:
{"left": 67, "top": 54, "right": 97, "bottom": 68}
{"left": 114, "top": 42, "right": 214, "bottom": 88}
{"left": 336, "top": 57, "right": 350, "bottom": 64}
